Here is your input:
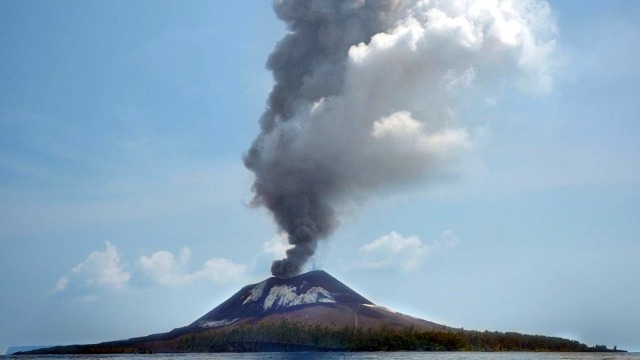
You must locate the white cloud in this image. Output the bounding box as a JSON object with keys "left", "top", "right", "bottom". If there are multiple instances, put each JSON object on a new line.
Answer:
{"left": 52, "top": 243, "right": 248, "bottom": 295}
{"left": 136, "top": 249, "right": 188, "bottom": 286}
{"left": 358, "top": 231, "right": 429, "bottom": 272}
{"left": 51, "top": 241, "right": 130, "bottom": 294}
{"left": 261, "top": 232, "right": 293, "bottom": 260}
{"left": 357, "top": 230, "right": 462, "bottom": 272}
{"left": 136, "top": 248, "right": 247, "bottom": 285}
{"left": 190, "top": 258, "right": 247, "bottom": 284}
{"left": 51, "top": 275, "right": 69, "bottom": 294}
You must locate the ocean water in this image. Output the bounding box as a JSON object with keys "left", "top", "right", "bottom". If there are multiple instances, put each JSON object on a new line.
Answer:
{"left": 2, "top": 353, "right": 639, "bottom": 360}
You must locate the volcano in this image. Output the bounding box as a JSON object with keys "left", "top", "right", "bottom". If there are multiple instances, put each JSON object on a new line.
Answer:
{"left": 187, "top": 270, "right": 444, "bottom": 332}
{"left": 19, "top": 270, "right": 615, "bottom": 353}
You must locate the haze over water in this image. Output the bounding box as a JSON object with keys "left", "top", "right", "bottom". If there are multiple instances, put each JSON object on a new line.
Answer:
{"left": 3, "top": 353, "right": 640, "bottom": 360}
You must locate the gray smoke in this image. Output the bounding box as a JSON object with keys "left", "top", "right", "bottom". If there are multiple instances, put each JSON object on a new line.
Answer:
{"left": 245, "top": 0, "right": 556, "bottom": 278}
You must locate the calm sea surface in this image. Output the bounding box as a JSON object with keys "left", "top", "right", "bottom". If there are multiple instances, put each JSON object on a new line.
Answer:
{"left": 2, "top": 353, "right": 639, "bottom": 360}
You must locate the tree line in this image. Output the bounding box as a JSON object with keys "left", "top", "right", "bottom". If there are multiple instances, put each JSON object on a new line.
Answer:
{"left": 177, "top": 320, "right": 620, "bottom": 352}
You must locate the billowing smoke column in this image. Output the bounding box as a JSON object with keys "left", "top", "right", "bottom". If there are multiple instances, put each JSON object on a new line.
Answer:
{"left": 245, "top": 0, "right": 555, "bottom": 278}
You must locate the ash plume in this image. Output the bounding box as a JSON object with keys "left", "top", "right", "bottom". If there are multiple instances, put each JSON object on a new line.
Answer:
{"left": 245, "top": 0, "right": 556, "bottom": 278}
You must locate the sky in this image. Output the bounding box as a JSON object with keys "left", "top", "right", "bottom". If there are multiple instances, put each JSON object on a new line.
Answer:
{"left": 1, "top": 0, "right": 639, "bottom": 354}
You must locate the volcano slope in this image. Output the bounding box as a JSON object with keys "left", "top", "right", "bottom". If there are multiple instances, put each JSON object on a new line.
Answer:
{"left": 188, "top": 270, "right": 444, "bottom": 332}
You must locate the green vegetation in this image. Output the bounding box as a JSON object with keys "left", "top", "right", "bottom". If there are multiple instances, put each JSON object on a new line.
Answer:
{"left": 177, "top": 320, "right": 618, "bottom": 352}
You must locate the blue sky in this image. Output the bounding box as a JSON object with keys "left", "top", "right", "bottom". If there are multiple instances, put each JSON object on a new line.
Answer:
{"left": 1, "top": 0, "right": 639, "bottom": 354}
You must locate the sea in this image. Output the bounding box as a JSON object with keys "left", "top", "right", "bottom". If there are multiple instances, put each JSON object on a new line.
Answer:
{"left": 2, "top": 353, "right": 639, "bottom": 360}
